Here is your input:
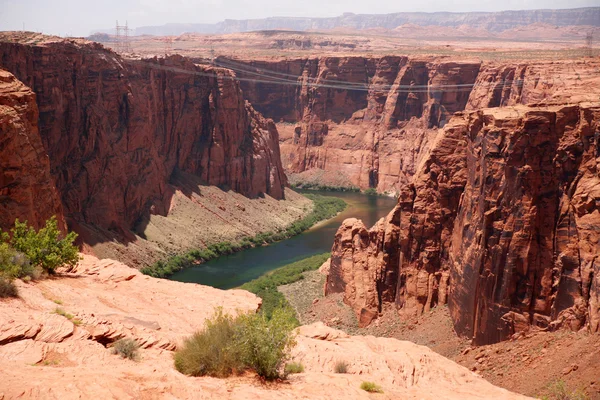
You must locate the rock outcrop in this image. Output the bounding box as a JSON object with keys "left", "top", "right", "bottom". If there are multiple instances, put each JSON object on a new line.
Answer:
{"left": 230, "top": 57, "right": 600, "bottom": 194}
{"left": 0, "top": 69, "right": 65, "bottom": 232}
{"left": 132, "top": 7, "right": 600, "bottom": 36}
{"left": 0, "top": 255, "right": 530, "bottom": 399}
{"left": 0, "top": 33, "right": 289, "bottom": 263}
{"left": 326, "top": 104, "right": 600, "bottom": 344}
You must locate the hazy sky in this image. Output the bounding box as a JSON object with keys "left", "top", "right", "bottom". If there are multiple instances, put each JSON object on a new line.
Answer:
{"left": 0, "top": 0, "right": 597, "bottom": 37}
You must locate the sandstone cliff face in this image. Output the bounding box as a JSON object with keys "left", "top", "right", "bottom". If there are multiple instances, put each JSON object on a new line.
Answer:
{"left": 232, "top": 57, "right": 599, "bottom": 194}
{"left": 326, "top": 104, "right": 600, "bottom": 344}
{"left": 0, "top": 35, "right": 286, "bottom": 248}
{"left": 0, "top": 69, "right": 65, "bottom": 232}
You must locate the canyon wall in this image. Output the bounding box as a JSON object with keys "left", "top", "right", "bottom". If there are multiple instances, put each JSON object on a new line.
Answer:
{"left": 229, "top": 57, "right": 599, "bottom": 194}
{"left": 0, "top": 69, "right": 65, "bottom": 232}
{"left": 0, "top": 34, "right": 287, "bottom": 259}
{"left": 325, "top": 104, "right": 600, "bottom": 344}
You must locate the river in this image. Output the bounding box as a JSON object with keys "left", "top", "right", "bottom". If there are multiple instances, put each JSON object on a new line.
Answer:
{"left": 169, "top": 191, "right": 397, "bottom": 289}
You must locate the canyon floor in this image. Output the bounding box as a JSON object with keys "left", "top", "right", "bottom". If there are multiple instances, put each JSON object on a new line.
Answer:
{"left": 280, "top": 269, "right": 600, "bottom": 399}
{"left": 0, "top": 255, "right": 530, "bottom": 400}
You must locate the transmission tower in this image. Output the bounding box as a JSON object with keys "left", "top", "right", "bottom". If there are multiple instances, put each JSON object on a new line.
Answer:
{"left": 585, "top": 33, "right": 593, "bottom": 58}
{"left": 162, "top": 36, "right": 173, "bottom": 56}
{"left": 115, "top": 20, "right": 132, "bottom": 54}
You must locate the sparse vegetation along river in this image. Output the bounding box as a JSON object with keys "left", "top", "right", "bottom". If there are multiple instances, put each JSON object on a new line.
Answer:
{"left": 169, "top": 191, "right": 397, "bottom": 289}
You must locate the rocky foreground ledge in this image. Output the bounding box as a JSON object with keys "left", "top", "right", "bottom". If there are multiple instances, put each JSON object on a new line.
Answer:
{"left": 0, "top": 255, "right": 528, "bottom": 399}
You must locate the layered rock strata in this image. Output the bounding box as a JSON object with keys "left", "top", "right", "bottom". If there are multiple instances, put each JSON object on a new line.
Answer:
{"left": 0, "top": 34, "right": 290, "bottom": 263}
{"left": 0, "top": 70, "right": 65, "bottom": 232}
{"left": 326, "top": 103, "right": 600, "bottom": 344}
{"left": 229, "top": 57, "right": 600, "bottom": 194}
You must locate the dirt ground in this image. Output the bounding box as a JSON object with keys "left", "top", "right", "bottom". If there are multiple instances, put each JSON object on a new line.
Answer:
{"left": 280, "top": 269, "right": 600, "bottom": 399}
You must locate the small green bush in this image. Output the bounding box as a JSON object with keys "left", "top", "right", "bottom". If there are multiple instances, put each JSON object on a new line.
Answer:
{"left": 175, "top": 307, "right": 297, "bottom": 381}
{"left": 284, "top": 361, "right": 304, "bottom": 374}
{"left": 360, "top": 381, "right": 383, "bottom": 393}
{"left": 0, "top": 243, "right": 34, "bottom": 279}
{"left": 334, "top": 360, "right": 349, "bottom": 373}
{"left": 112, "top": 338, "right": 140, "bottom": 361}
{"left": 174, "top": 309, "right": 240, "bottom": 377}
{"left": 363, "top": 188, "right": 377, "bottom": 196}
{"left": 6, "top": 217, "right": 79, "bottom": 274}
{"left": 232, "top": 306, "right": 297, "bottom": 380}
{"left": 0, "top": 276, "right": 18, "bottom": 298}
{"left": 540, "top": 380, "right": 589, "bottom": 400}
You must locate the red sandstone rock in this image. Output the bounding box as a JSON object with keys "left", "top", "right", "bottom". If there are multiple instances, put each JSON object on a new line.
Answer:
{"left": 0, "top": 69, "right": 65, "bottom": 231}
{"left": 0, "top": 255, "right": 530, "bottom": 399}
{"left": 326, "top": 103, "right": 600, "bottom": 344}
{"left": 234, "top": 57, "right": 600, "bottom": 194}
{"left": 0, "top": 35, "right": 286, "bottom": 245}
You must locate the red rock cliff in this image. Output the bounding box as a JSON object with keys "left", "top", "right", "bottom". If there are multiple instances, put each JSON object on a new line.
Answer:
{"left": 0, "top": 34, "right": 287, "bottom": 243}
{"left": 228, "top": 57, "right": 599, "bottom": 194}
{"left": 325, "top": 103, "right": 600, "bottom": 344}
{"left": 0, "top": 69, "right": 65, "bottom": 232}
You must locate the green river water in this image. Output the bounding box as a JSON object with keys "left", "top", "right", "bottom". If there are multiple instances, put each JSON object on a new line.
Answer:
{"left": 169, "top": 191, "right": 397, "bottom": 289}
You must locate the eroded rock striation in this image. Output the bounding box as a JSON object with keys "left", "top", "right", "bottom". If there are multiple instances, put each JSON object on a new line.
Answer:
{"left": 0, "top": 34, "right": 287, "bottom": 257}
{"left": 230, "top": 57, "right": 599, "bottom": 194}
{"left": 326, "top": 104, "right": 600, "bottom": 344}
{"left": 0, "top": 69, "right": 65, "bottom": 232}
{"left": 0, "top": 255, "right": 529, "bottom": 399}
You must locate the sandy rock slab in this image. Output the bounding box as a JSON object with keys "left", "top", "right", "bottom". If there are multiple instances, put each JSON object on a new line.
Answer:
{"left": 0, "top": 255, "right": 529, "bottom": 399}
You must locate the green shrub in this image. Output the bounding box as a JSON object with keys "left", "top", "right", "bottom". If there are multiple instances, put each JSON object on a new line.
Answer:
{"left": 112, "top": 338, "right": 140, "bottom": 361}
{"left": 540, "top": 380, "right": 589, "bottom": 400}
{"left": 232, "top": 307, "right": 297, "bottom": 381}
{"left": 0, "top": 243, "right": 33, "bottom": 279}
{"left": 175, "top": 307, "right": 297, "bottom": 381}
{"left": 174, "top": 309, "right": 240, "bottom": 377}
{"left": 284, "top": 361, "right": 304, "bottom": 374}
{"left": 360, "top": 381, "right": 383, "bottom": 393}
{"left": 334, "top": 360, "right": 349, "bottom": 373}
{"left": 363, "top": 188, "right": 377, "bottom": 196}
{"left": 0, "top": 276, "right": 18, "bottom": 298}
{"left": 7, "top": 217, "right": 79, "bottom": 274}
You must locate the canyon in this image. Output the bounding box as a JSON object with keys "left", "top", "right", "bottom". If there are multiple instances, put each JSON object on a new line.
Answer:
{"left": 228, "top": 56, "right": 600, "bottom": 195}
{"left": 1, "top": 13, "right": 600, "bottom": 398}
{"left": 0, "top": 32, "right": 307, "bottom": 267}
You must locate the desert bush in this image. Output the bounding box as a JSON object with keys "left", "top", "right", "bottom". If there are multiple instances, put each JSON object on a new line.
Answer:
{"left": 541, "top": 380, "right": 589, "bottom": 400}
{"left": 284, "top": 361, "right": 304, "bottom": 375}
{"left": 0, "top": 276, "right": 18, "bottom": 298}
{"left": 232, "top": 306, "right": 297, "bottom": 380}
{"left": 174, "top": 309, "right": 240, "bottom": 377}
{"left": 7, "top": 217, "right": 79, "bottom": 273}
{"left": 360, "top": 381, "right": 383, "bottom": 393}
{"left": 175, "top": 307, "right": 297, "bottom": 381}
{"left": 334, "top": 360, "right": 349, "bottom": 373}
{"left": 112, "top": 338, "right": 140, "bottom": 361}
{"left": 0, "top": 243, "right": 33, "bottom": 279}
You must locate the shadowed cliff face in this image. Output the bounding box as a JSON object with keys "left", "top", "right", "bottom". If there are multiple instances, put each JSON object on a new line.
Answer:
{"left": 229, "top": 57, "right": 599, "bottom": 194}
{"left": 0, "top": 70, "right": 65, "bottom": 232}
{"left": 0, "top": 37, "right": 287, "bottom": 244}
{"left": 325, "top": 104, "right": 600, "bottom": 344}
